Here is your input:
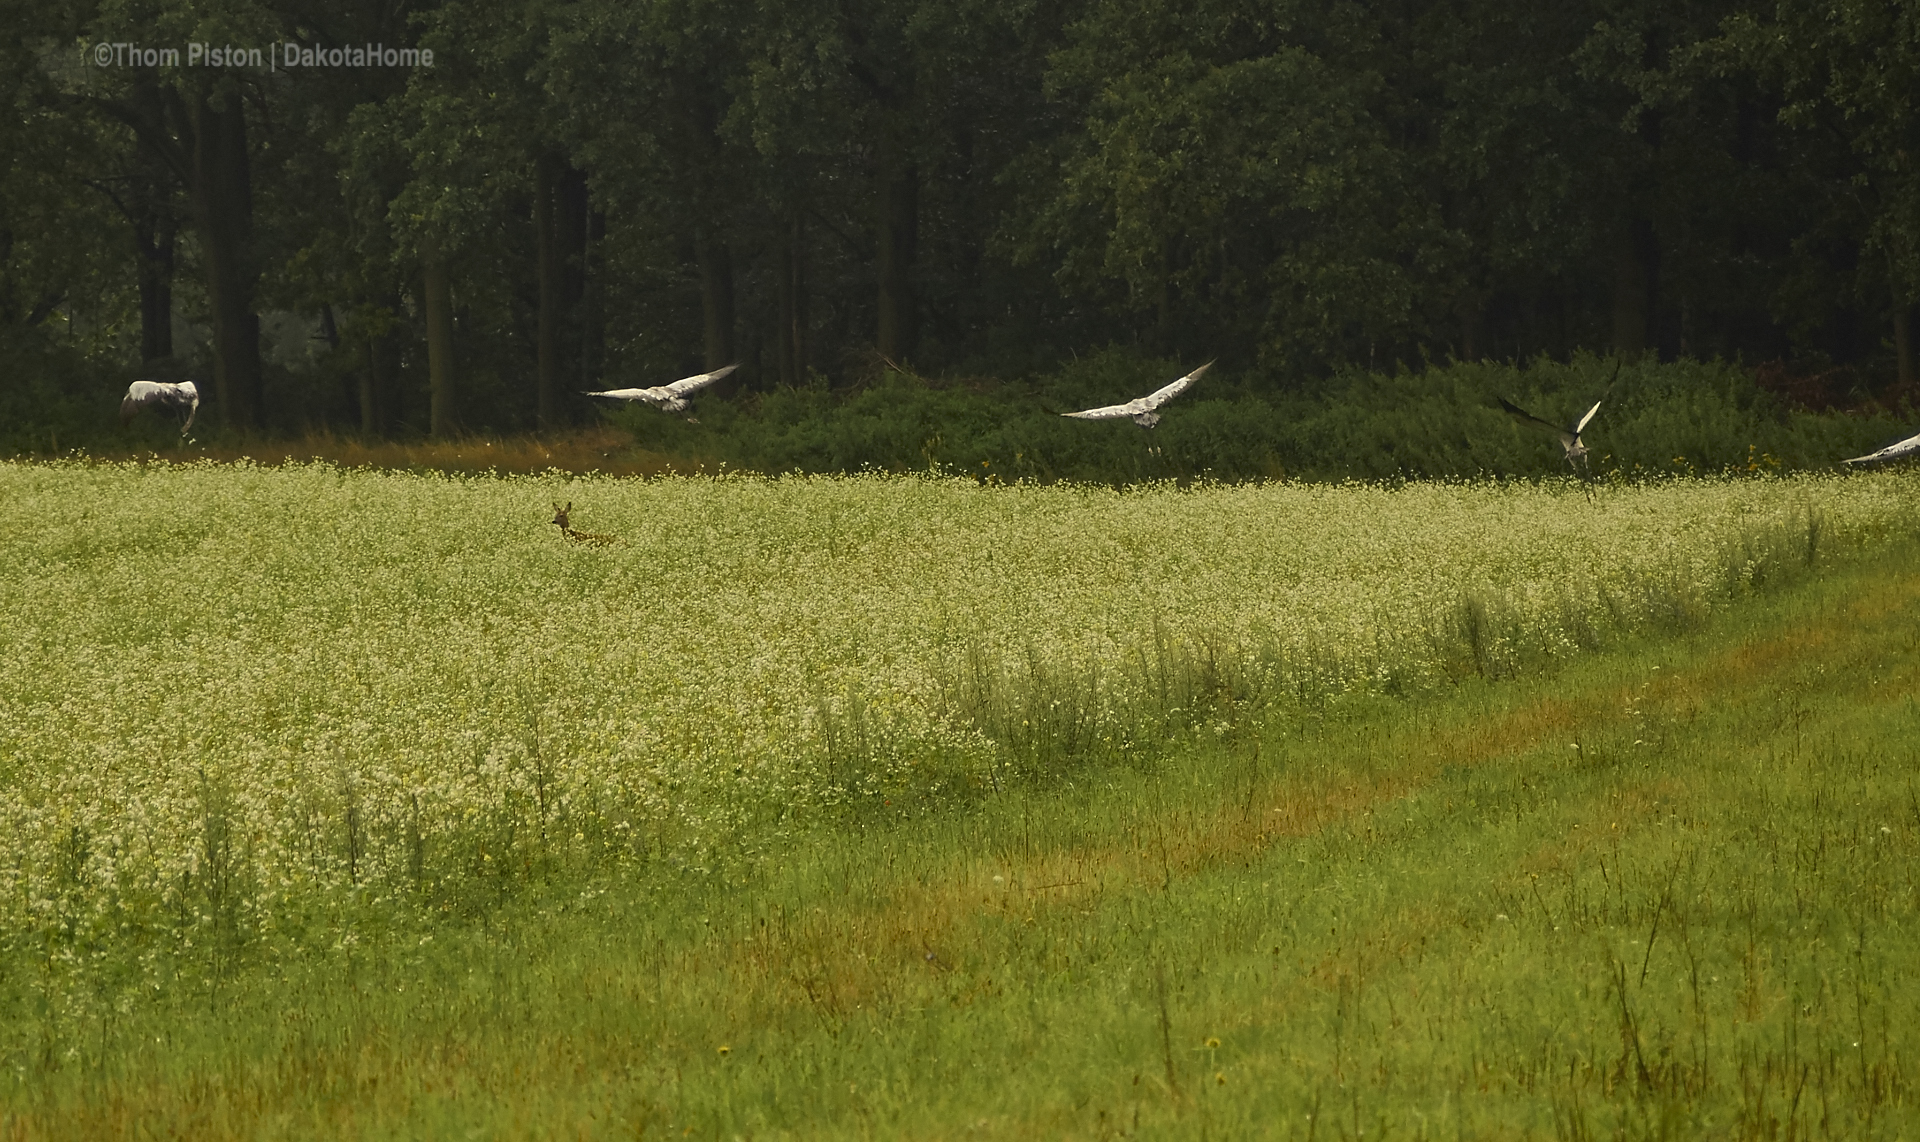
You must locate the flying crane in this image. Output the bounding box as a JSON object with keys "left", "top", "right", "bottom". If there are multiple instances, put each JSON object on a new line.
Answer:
{"left": 585, "top": 364, "right": 738, "bottom": 418}
{"left": 120, "top": 379, "right": 200, "bottom": 436}
{"left": 1061, "top": 362, "right": 1212, "bottom": 428}
{"left": 1843, "top": 429, "right": 1920, "bottom": 466}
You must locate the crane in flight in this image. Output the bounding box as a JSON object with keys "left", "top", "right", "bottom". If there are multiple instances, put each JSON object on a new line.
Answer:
{"left": 1498, "top": 363, "right": 1619, "bottom": 481}
{"left": 1843, "top": 429, "right": 1920, "bottom": 466}
{"left": 585, "top": 364, "right": 738, "bottom": 419}
{"left": 1061, "top": 362, "right": 1212, "bottom": 428}
{"left": 1498, "top": 393, "right": 1606, "bottom": 477}
{"left": 120, "top": 379, "right": 200, "bottom": 437}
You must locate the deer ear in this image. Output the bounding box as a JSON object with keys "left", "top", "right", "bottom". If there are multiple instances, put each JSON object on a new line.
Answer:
{"left": 564, "top": 502, "right": 572, "bottom": 512}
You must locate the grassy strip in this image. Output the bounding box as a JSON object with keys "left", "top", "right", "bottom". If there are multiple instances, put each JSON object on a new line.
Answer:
{"left": 6, "top": 544, "right": 1919, "bottom": 1139}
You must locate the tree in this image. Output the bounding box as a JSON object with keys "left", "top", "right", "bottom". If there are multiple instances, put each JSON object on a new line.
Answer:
{"left": 1023, "top": 0, "right": 1436, "bottom": 373}
{"left": 736, "top": 0, "right": 1049, "bottom": 370}
{"left": 1724, "top": 0, "right": 1920, "bottom": 382}
{"left": 389, "top": 0, "right": 564, "bottom": 435}
{"left": 549, "top": 0, "right": 752, "bottom": 379}
{"left": 77, "top": 0, "right": 290, "bottom": 428}
{"left": 270, "top": 0, "right": 433, "bottom": 436}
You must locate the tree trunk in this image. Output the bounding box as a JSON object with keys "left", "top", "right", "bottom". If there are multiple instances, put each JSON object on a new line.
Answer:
{"left": 187, "top": 87, "right": 262, "bottom": 428}
{"left": 875, "top": 162, "right": 918, "bottom": 364}
{"left": 536, "top": 161, "right": 591, "bottom": 419}
{"left": 360, "top": 329, "right": 393, "bottom": 437}
{"left": 792, "top": 216, "right": 810, "bottom": 382}
{"left": 1456, "top": 294, "right": 1482, "bottom": 361}
{"left": 535, "top": 153, "right": 562, "bottom": 428}
{"left": 358, "top": 297, "right": 401, "bottom": 437}
{"left": 1611, "top": 216, "right": 1657, "bottom": 358}
{"left": 0, "top": 228, "right": 12, "bottom": 322}
{"left": 1154, "top": 242, "right": 1174, "bottom": 356}
{"left": 696, "top": 229, "right": 735, "bottom": 370}
{"left": 133, "top": 202, "right": 175, "bottom": 363}
{"left": 1896, "top": 301, "right": 1914, "bottom": 386}
{"left": 1613, "top": 95, "right": 1663, "bottom": 361}
{"left": 555, "top": 170, "right": 593, "bottom": 389}
{"left": 422, "top": 237, "right": 457, "bottom": 438}
{"left": 775, "top": 235, "right": 796, "bottom": 386}
{"left": 124, "top": 93, "right": 178, "bottom": 366}
{"left": 776, "top": 215, "right": 809, "bottom": 386}
{"left": 580, "top": 207, "right": 606, "bottom": 387}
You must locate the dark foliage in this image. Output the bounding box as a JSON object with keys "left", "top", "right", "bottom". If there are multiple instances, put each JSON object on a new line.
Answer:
{"left": 5, "top": 0, "right": 1920, "bottom": 452}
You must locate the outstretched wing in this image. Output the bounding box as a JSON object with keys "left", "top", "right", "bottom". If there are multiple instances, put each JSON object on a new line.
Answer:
{"left": 1498, "top": 397, "right": 1570, "bottom": 438}
{"left": 1065, "top": 361, "right": 1212, "bottom": 421}
{"left": 1843, "top": 429, "right": 1920, "bottom": 465}
{"left": 583, "top": 387, "right": 665, "bottom": 404}
{"left": 1137, "top": 361, "right": 1212, "bottom": 412}
{"left": 1571, "top": 362, "right": 1620, "bottom": 435}
{"left": 1061, "top": 402, "right": 1135, "bottom": 420}
{"left": 662, "top": 364, "right": 739, "bottom": 397}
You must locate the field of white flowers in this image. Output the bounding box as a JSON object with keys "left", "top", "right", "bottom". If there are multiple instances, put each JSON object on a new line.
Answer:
{"left": 2, "top": 461, "right": 1915, "bottom": 963}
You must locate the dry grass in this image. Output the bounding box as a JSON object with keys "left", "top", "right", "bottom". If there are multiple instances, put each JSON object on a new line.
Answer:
{"left": 61, "top": 427, "right": 705, "bottom": 477}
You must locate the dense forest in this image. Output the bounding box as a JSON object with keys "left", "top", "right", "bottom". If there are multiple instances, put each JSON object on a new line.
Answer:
{"left": 3, "top": 0, "right": 1918, "bottom": 446}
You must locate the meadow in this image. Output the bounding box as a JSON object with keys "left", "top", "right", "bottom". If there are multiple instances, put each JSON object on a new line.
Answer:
{"left": 1, "top": 460, "right": 1917, "bottom": 1138}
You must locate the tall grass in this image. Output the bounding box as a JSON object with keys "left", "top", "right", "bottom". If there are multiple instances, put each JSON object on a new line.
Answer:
{"left": 4, "top": 526, "right": 1917, "bottom": 1138}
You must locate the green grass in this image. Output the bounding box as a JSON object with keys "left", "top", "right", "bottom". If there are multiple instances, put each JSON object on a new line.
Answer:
{"left": 2, "top": 466, "right": 1917, "bottom": 1138}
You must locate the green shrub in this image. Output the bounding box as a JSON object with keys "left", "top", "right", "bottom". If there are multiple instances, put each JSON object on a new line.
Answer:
{"left": 601, "top": 349, "right": 1914, "bottom": 482}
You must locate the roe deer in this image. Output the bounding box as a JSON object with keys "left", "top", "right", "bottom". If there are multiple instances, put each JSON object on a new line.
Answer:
{"left": 552, "top": 502, "right": 618, "bottom": 545}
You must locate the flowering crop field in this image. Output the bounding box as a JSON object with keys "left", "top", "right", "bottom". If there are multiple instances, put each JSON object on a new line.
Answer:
{"left": 3, "top": 460, "right": 1919, "bottom": 1135}
{"left": 0, "top": 465, "right": 1912, "bottom": 937}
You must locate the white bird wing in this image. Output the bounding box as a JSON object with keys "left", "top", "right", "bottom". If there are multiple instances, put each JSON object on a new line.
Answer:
{"left": 1574, "top": 397, "right": 1603, "bottom": 435}
{"left": 583, "top": 386, "right": 668, "bottom": 404}
{"left": 1063, "top": 361, "right": 1211, "bottom": 420}
{"left": 662, "top": 364, "right": 739, "bottom": 397}
{"left": 1843, "top": 430, "right": 1920, "bottom": 465}
{"left": 121, "top": 380, "right": 163, "bottom": 415}
{"left": 1061, "top": 400, "right": 1138, "bottom": 420}
{"left": 1138, "top": 361, "right": 1211, "bottom": 411}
